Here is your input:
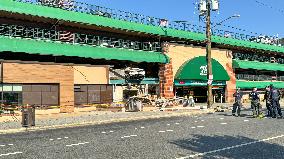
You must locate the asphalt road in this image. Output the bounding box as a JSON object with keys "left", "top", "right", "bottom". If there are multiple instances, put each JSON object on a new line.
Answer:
{"left": 1, "top": 110, "right": 284, "bottom": 159}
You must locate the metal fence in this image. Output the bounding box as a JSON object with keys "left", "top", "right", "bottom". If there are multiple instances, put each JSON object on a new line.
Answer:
{"left": 233, "top": 52, "right": 284, "bottom": 64}
{"left": 236, "top": 74, "right": 284, "bottom": 81}
{"left": 13, "top": 0, "right": 283, "bottom": 47}
{"left": 0, "top": 23, "right": 162, "bottom": 52}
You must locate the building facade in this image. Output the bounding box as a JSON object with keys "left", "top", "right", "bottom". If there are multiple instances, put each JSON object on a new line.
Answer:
{"left": 0, "top": 0, "right": 284, "bottom": 112}
{"left": 161, "top": 44, "right": 234, "bottom": 103}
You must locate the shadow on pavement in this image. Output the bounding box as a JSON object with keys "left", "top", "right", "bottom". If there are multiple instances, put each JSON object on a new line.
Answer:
{"left": 216, "top": 108, "right": 269, "bottom": 118}
{"left": 171, "top": 134, "right": 284, "bottom": 159}
{"left": 216, "top": 112, "right": 252, "bottom": 118}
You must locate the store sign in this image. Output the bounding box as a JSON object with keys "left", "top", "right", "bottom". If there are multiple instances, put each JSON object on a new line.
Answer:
{"left": 190, "top": 81, "right": 206, "bottom": 86}
{"left": 200, "top": 65, "right": 207, "bottom": 76}
{"left": 174, "top": 80, "right": 226, "bottom": 86}
{"left": 179, "top": 81, "right": 185, "bottom": 84}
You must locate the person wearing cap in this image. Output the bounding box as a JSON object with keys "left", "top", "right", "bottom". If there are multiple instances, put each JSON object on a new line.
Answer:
{"left": 232, "top": 88, "right": 243, "bottom": 117}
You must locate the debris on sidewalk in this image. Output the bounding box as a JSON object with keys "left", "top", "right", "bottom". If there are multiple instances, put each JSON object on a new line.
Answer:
{"left": 214, "top": 105, "right": 229, "bottom": 112}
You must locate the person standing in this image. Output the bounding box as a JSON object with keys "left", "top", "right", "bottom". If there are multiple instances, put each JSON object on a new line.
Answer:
{"left": 263, "top": 86, "right": 272, "bottom": 117}
{"left": 270, "top": 84, "right": 282, "bottom": 118}
{"left": 249, "top": 88, "right": 261, "bottom": 118}
{"left": 232, "top": 88, "right": 243, "bottom": 117}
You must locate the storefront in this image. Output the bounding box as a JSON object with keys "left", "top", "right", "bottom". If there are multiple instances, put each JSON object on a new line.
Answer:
{"left": 174, "top": 56, "right": 230, "bottom": 103}
{"left": 175, "top": 80, "right": 226, "bottom": 103}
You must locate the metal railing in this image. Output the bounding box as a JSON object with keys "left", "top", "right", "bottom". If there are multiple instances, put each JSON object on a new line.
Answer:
{"left": 13, "top": 0, "right": 284, "bottom": 47}
{"left": 233, "top": 52, "right": 284, "bottom": 64}
{"left": 236, "top": 74, "right": 284, "bottom": 81}
{"left": 0, "top": 23, "right": 162, "bottom": 52}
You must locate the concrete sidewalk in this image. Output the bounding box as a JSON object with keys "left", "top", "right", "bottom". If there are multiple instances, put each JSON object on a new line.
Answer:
{"left": 0, "top": 106, "right": 213, "bottom": 134}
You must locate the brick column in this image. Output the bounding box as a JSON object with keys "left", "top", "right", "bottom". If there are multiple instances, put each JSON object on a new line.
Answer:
{"left": 225, "top": 61, "right": 236, "bottom": 103}
{"left": 159, "top": 43, "right": 174, "bottom": 98}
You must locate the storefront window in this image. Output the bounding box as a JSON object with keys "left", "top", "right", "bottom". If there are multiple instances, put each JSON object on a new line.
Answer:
{"left": 0, "top": 84, "right": 23, "bottom": 106}
{"left": 13, "top": 85, "right": 23, "bottom": 92}
{"left": 2, "top": 85, "right": 12, "bottom": 91}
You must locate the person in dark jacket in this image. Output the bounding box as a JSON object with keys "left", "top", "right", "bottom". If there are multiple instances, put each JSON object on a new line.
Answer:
{"left": 263, "top": 86, "right": 272, "bottom": 117}
{"left": 270, "top": 84, "right": 282, "bottom": 118}
{"left": 249, "top": 87, "right": 261, "bottom": 118}
{"left": 232, "top": 88, "right": 243, "bottom": 117}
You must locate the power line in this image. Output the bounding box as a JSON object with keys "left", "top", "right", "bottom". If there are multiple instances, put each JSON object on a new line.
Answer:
{"left": 199, "top": 16, "right": 262, "bottom": 37}
{"left": 252, "top": 0, "right": 284, "bottom": 15}
{"left": 194, "top": 1, "right": 282, "bottom": 38}
{"left": 215, "top": 23, "right": 262, "bottom": 36}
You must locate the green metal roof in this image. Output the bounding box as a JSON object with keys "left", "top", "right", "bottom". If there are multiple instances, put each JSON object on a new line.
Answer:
{"left": 233, "top": 60, "right": 284, "bottom": 72}
{"left": 0, "top": 0, "right": 205, "bottom": 41}
{"left": 0, "top": 36, "right": 169, "bottom": 63}
{"left": 1, "top": 0, "right": 284, "bottom": 54}
{"left": 175, "top": 56, "right": 230, "bottom": 81}
{"left": 236, "top": 81, "right": 284, "bottom": 89}
{"left": 213, "top": 36, "right": 284, "bottom": 53}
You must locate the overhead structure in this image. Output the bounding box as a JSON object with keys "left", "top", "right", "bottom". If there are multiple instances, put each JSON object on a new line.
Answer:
{"left": 233, "top": 60, "right": 284, "bottom": 72}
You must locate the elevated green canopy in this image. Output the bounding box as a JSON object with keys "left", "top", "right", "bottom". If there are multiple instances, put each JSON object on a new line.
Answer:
{"left": 236, "top": 81, "right": 284, "bottom": 89}
{"left": 233, "top": 60, "right": 284, "bottom": 71}
{"left": 1, "top": 0, "right": 284, "bottom": 53}
{"left": 0, "top": 36, "right": 169, "bottom": 63}
{"left": 175, "top": 56, "right": 230, "bottom": 81}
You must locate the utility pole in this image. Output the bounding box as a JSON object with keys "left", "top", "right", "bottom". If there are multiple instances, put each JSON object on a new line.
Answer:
{"left": 199, "top": 0, "right": 218, "bottom": 108}
{"left": 206, "top": 0, "right": 213, "bottom": 108}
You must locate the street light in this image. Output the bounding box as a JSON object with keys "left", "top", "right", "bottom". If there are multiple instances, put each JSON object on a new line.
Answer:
{"left": 212, "top": 14, "right": 240, "bottom": 28}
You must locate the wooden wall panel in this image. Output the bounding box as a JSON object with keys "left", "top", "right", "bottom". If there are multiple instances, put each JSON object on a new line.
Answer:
{"left": 3, "top": 62, "right": 74, "bottom": 112}
{"left": 74, "top": 66, "right": 109, "bottom": 84}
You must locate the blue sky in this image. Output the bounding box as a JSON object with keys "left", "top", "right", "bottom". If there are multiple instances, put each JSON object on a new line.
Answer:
{"left": 78, "top": 0, "right": 284, "bottom": 38}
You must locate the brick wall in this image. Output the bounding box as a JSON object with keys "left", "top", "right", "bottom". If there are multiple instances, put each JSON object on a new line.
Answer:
{"left": 3, "top": 62, "right": 75, "bottom": 113}
{"left": 159, "top": 43, "right": 174, "bottom": 98}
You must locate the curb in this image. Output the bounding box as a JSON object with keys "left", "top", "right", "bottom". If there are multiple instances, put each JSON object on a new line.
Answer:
{"left": 0, "top": 109, "right": 214, "bottom": 135}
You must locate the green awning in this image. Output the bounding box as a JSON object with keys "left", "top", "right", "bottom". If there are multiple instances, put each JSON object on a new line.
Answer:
{"left": 236, "top": 81, "right": 284, "bottom": 89}
{"left": 1, "top": 0, "right": 284, "bottom": 54}
{"left": 0, "top": 36, "right": 169, "bottom": 63}
{"left": 233, "top": 60, "right": 284, "bottom": 71}
{"left": 175, "top": 56, "right": 230, "bottom": 81}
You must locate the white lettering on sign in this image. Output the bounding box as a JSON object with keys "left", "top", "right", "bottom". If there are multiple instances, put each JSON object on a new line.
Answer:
{"left": 200, "top": 65, "right": 207, "bottom": 76}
